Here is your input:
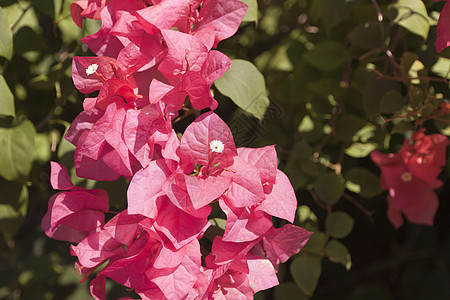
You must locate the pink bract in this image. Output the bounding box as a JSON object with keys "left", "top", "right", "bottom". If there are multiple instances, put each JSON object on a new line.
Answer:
{"left": 371, "top": 132, "right": 449, "bottom": 228}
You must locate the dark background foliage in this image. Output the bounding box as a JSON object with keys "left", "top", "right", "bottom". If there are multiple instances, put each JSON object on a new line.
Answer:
{"left": 0, "top": 0, "right": 449, "bottom": 299}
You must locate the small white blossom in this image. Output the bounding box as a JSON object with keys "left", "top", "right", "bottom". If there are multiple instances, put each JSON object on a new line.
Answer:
{"left": 210, "top": 140, "right": 224, "bottom": 153}
{"left": 401, "top": 171, "right": 413, "bottom": 182}
{"left": 86, "top": 64, "right": 99, "bottom": 75}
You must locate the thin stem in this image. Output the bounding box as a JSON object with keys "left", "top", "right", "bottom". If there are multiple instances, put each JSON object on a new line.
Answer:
{"left": 370, "top": 68, "right": 450, "bottom": 84}
{"left": 36, "top": 81, "right": 64, "bottom": 130}
{"left": 11, "top": 4, "right": 33, "bottom": 34}
{"left": 343, "top": 192, "right": 375, "bottom": 223}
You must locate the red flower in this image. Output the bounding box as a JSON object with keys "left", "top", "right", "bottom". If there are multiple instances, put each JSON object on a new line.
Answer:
{"left": 371, "top": 132, "right": 449, "bottom": 228}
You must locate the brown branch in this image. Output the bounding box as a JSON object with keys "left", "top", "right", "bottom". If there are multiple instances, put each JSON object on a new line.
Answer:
{"left": 308, "top": 188, "right": 331, "bottom": 212}
{"left": 370, "top": 68, "right": 450, "bottom": 84}
{"left": 343, "top": 192, "right": 375, "bottom": 223}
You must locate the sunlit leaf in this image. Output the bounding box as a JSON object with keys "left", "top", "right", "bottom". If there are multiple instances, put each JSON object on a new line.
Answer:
{"left": 345, "top": 142, "right": 377, "bottom": 158}
{"left": 0, "top": 120, "right": 36, "bottom": 181}
{"left": 389, "top": 0, "right": 430, "bottom": 39}
{"left": 215, "top": 59, "right": 269, "bottom": 120}
{"left": 0, "top": 75, "right": 14, "bottom": 118}
{"left": 239, "top": 0, "right": 258, "bottom": 23}
{"left": 431, "top": 57, "right": 450, "bottom": 79}
{"left": 0, "top": 7, "right": 13, "bottom": 60}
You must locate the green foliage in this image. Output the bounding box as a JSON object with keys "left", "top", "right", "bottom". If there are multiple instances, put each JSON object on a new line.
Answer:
{"left": 215, "top": 59, "right": 269, "bottom": 120}
{"left": 0, "top": 75, "right": 15, "bottom": 118}
{"left": 325, "top": 211, "right": 355, "bottom": 239}
{"left": 0, "top": 120, "right": 36, "bottom": 181}
{"left": 290, "top": 255, "right": 322, "bottom": 297}
{"left": 324, "top": 240, "right": 352, "bottom": 270}
{"left": 345, "top": 167, "right": 383, "bottom": 198}
{"left": 1, "top": 0, "right": 449, "bottom": 299}
{"left": 0, "top": 8, "right": 13, "bottom": 61}
{"left": 313, "top": 172, "right": 345, "bottom": 205}
{"left": 388, "top": 0, "right": 431, "bottom": 40}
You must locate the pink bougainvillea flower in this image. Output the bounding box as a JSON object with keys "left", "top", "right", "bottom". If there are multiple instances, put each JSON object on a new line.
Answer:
{"left": 179, "top": 111, "right": 237, "bottom": 170}
{"left": 436, "top": 0, "right": 450, "bottom": 52}
{"left": 371, "top": 132, "right": 449, "bottom": 228}
{"left": 81, "top": 1, "right": 146, "bottom": 57}
{"left": 263, "top": 224, "right": 312, "bottom": 268}
{"left": 192, "top": 0, "right": 248, "bottom": 48}
{"left": 41, "top": 162, "right": 109, "bottom": 243}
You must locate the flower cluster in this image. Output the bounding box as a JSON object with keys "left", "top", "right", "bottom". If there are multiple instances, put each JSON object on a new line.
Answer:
{"left": 371, "top": 131, "right": 449, "bottom": 228}
{"left": 42, "top": 0, "right": 312, "bottom": 299}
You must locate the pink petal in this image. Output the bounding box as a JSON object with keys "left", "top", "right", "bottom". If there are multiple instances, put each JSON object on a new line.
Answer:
{"left": 263, "top": 224, "right": 312, "bottom": 264}
{"left": 128, "top": 159, "right": 178, "bottom": 218}
{"left": 247, "top": 256, "right": 279, "bottom": 293}
{"left": 256, "top": 170, "right": 297, "bottom": 222}
{"left": 194, "top": 0, "right": 247, "bottom": 48}
{"left": 50, "top": 161, "right": 73, "bottom": 190}
{"left": 437, "top": 1, "right": 450, "bottom": 52}
{"left": 179, "top": 111, "right": 237, "bottom": 170}
{"left": 72, "top": 56, "right": 117, "bottom": 94}
{"left": 158, "top": 30, "right": 209, "bottom": 85}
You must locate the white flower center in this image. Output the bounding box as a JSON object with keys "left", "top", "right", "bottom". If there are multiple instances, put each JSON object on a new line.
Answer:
{"left": 401, "top": 172, "right": 413, "bottom": 182}
{"left": 210, "top": 140, "right": 224, "bottom": 153}
{"left": 86, "top": 64, "right": 99, "bottom": 75}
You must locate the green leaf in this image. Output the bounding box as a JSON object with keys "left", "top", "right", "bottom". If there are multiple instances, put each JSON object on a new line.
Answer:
{"left": 304, "top": 232, "right": 326, "bottom": 254}
{"left": 345, "top": 142, "right": 377, "bottom": 158}
{"left": 435, "top": 116, "right": 450, "bottom": 136}
{"left": 296, "top": 205, "right": 319, "bottom": 231}
{"left": 239, "top": 0, "right": 258, "bottom": 23}
{"left": 35, "top": 132, "right": 54, "bottom": 163}
{"left": 0, "top": 75, "right": 14, "bottom": 118}
{"left": 303, "top": 41, "right": 344, "bottom": 72}
{"left": 348, "top": 21, "right": 382, "bottom": 50}
{"left": 274, "top": 282, "right": 308, "bottom": 300}
{"left": 0, "top": 7, "right": 13, "bottom": 60}
{"left": 324, "top": 240, "right": 352, "bottom": 270}
{"left": 215, "top": 59, "right": 269, "bottom": 121}
{"left": 30, "top": 0, "right": 54, "bottom": 18}
{"left": 290, "top": 255, "right": 322, "bottom": 296}
{"left": 298, "top": 115, "right": 314, "bottom": 133}
{"left": 431, "top": 57, "right": 450, "bottom": 79}
{"left": 389, "top": 0, "right": 430, "bottom": 39}
{"left": 0, "top": 179, "right": 28, "bottom": 237}
{"left": 346, "top": 167, "right": 383, "bottom": 198}
{"left": 363, "top": 74, "right": 401, "bottom": 117}
{"left": 313, "top": 172, "right": 345, "bottom": 205}
{"left": 0, "top": 120, "right": 36, "bottom": 181}
{"left": 321, "top": 0, "right": 361, "bottom": 32}
{"left": 325, "top": 211, "right": 355, "bottom": 238}
{"left": 335, "top": 115, "right": 367, "bottom": 142}
{"left": 408, "top": 86, "right": 425, "bottom": 108}
{"left": 380, "top": 90, "right": 405, "bottom": 114}
{"left": 391, "top": 120, "right": 413, "bottom": 134}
